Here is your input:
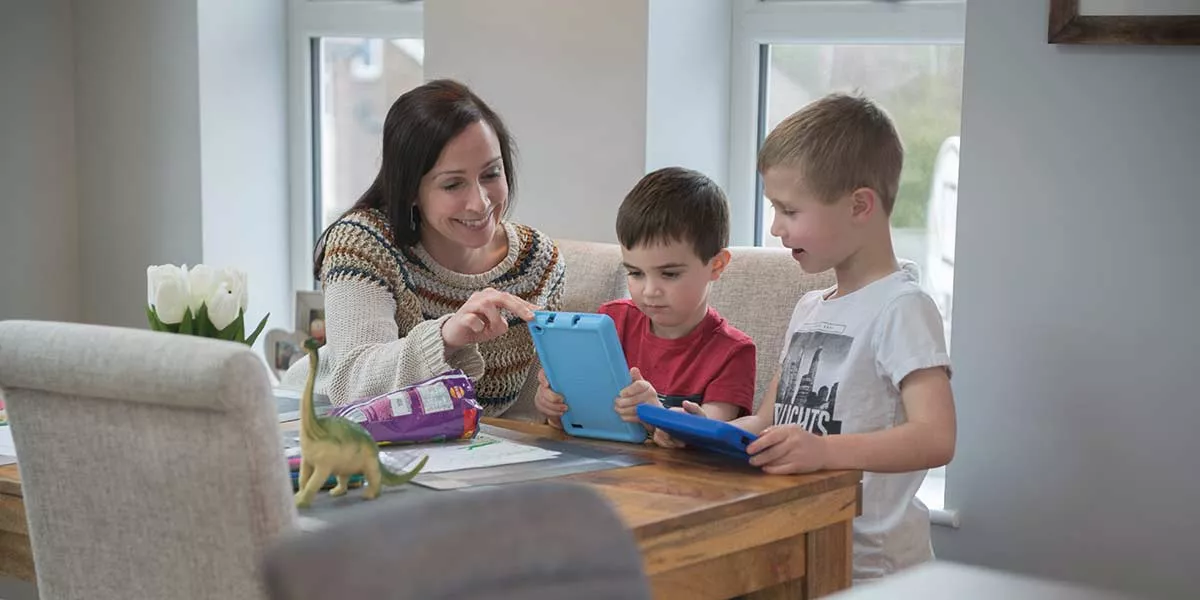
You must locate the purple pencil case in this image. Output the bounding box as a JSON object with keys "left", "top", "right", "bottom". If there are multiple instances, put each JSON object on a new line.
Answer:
{"left": 330, "top": 369, "right": 481, "bottom": 444}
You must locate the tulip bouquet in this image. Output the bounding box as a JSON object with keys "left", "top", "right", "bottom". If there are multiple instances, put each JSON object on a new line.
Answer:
{"left": 146, "top": 264, "right": 268, "bottom": 346}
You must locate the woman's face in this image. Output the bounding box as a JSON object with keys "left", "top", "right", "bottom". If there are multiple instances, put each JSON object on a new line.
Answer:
{"left": 416, "top": 120, "right": 508, "bottom": 250}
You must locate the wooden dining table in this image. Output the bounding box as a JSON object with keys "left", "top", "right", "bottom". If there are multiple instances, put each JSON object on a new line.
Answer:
{"left": 0, "top": 418, "right": 861, "bottom": 599}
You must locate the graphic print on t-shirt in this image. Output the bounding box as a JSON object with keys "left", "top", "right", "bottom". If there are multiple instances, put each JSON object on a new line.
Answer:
{"left": 775, "top": 324, "right": 851, "bottom": 435}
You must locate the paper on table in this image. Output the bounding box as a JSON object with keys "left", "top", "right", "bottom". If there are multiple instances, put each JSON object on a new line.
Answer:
{"left": 274, "top": 388, "right": 333, "bottom": 423}
{"left": 0, "top": 425, "right": 16, "bottom": 462}
{"left": 379, "top": 433, "right": 559, "bottom": 474}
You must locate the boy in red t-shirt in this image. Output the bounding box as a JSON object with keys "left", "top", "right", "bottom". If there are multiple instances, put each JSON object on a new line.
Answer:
{"left": 533, "top": 167, "right": 756, "bottom": 436}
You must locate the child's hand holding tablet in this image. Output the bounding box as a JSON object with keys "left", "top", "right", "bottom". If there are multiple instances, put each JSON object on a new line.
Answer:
{"left": 613, "top": 367, "right": 660, "bottom": 423}
{"left": 535, "top": 366, "right": 660, "bottom": 428}
{"left": 650, "top": 401, "right": 706, "bottom": 448}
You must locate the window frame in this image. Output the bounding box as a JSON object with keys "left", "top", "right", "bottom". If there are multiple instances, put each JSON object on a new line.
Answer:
{"left": 727, "top": 0, "right": 966, "bottom": 246}
{"left": 728, "top": 0, "right": 965, "bottom": 527}
{"left": 286, "top": 0, "right": 423, "bottom": 292}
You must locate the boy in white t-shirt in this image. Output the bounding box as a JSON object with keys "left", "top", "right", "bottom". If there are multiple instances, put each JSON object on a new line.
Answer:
{"left": 657, "top": 93, "right": 956, "bottom": 583}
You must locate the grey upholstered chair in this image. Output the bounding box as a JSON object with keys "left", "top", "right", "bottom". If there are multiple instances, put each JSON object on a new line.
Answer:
{"left": 555, "top": 238, "right": 629, "bottom": 313}
{"left": 707, "top": 247, "right": 835, "bottom": 411}
{"left": 261, "top": 481, "right": 651, "bottom": 600}
{"left": 0, "top": 320, "right": 296, "bottom": 600}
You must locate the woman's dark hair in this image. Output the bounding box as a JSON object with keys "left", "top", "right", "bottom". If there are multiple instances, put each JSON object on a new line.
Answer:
{"left": 313, "top": 79, "right": 518, "bottom": 279}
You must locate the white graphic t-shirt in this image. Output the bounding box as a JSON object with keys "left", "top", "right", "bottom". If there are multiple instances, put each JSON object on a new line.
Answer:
{"left": 774, "top": 267, "right": 950, "bottom": 581}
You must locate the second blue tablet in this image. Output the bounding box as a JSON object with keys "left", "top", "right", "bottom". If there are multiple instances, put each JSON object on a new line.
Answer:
{"left": 529, "top": 311, "right": 648, "bottom": 444}
{"left": 636, "top": 404, "right": 757, "bottom": 461}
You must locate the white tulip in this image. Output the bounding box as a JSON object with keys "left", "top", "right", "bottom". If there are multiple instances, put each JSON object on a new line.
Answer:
{"left": 147, "top": 264, "right": 190, "bottom": 324}
{"left": 186, "top": 265, "right": 219, "bottom": 314}
{"left": 220, "top": 267, "right": 249, "bottom": 312}
{"left": 206, "top": 282, "right": 241, "bottom": 331}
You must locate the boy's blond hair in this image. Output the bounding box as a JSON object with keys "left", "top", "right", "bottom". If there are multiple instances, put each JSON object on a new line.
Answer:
{"left": 758, "top": 93, "right": 904, "bottom": 214}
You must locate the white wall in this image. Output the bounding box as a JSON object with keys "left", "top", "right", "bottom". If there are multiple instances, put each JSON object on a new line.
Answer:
{"left": 198, "top": 0, "right": 290, "bottom": 348}
{"left": 933, "top": 1, "right": 1200, "bottom": 597}
{"left": 74, "top": 0, "right": 205, "bottom": 327}
{"left": 5, "top": 0, "right": 292, "bottom": 344}
{"left": 424, "top": 0, "right": 650, "bottom": 243}
{"left": 0, "top": 0, "right": 81, "bottom": 323}
{"left": 645, "top": 0, "right": 731, "bottom": 191}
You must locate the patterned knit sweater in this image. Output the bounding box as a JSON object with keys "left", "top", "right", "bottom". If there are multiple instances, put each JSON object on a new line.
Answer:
{"left": 280, "top": 208, "right": 565, "bottom": 417}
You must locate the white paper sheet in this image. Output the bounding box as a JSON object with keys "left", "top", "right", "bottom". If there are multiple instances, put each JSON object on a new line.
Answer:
{"left": 0, "top": 426, "right": 15, "bottom": 459}
{"left": 378, "top": 433, "right": 559, "bottom": 474}
{"left": 274, "top": 388, "right": 333, "bottom": 423}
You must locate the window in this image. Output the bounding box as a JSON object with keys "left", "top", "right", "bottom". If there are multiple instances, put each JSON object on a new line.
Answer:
{"left": 315, "top": 37, "right": 424, "bottom": 231}
{"left": 731, "top": 0, "right": 965, "bottom": 520}
{"left": 287, "top": 0, "right": 422, "bottom": 291}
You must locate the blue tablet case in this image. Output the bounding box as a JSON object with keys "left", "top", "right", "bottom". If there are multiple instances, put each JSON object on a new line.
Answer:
{"left": 636, "top": 404, "right": 757, "bottom": 461}
{"left": 529, "top": 311, "right": 648, "bottom": 444}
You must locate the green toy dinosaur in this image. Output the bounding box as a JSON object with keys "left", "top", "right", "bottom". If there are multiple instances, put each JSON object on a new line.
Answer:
{"left": 294, "top": 338, "right": 427, "bottom": 508}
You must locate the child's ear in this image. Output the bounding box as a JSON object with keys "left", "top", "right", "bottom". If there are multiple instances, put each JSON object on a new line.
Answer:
{"left": 708, "top": 249, "right": 732, "bottom": 281}
{"left": 850, "top": 188, "right": 884, "bottom": 221}
{"left": 850, "top": 187, "right": 879, "bottom": 221}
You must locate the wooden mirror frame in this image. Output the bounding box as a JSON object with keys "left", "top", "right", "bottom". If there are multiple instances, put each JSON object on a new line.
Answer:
{"left": 1049, "top": 0, "right": 1200, "bottom": 45}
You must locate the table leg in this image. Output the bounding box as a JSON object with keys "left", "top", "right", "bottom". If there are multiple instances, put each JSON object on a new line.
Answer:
{"left": 743, "top": 519, "right": 852, "bottom": 600}
{"left": 804, "top": 519, "right": 852, "bottom": 598}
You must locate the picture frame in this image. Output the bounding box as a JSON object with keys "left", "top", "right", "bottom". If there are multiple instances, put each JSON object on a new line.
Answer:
{"left": 265, "top": 329, "right": 308, "bottom": 376}
{"left": 1049, "top": 0, "right": 1200, "bottom": 45}
{"left": 294, "top": 290, "right": 326, "bottom": 346}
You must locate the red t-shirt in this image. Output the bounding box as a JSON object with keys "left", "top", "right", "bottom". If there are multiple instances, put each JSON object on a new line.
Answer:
{"left": 599, "top": 299, "right": 756, "bottom": 416}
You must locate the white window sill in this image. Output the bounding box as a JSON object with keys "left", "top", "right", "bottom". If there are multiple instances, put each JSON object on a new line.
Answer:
{"left": 930, "top": 507, "right": 960, "bottom": 528}
{"left": 918, "top": 469, "right": 960, "bottom": 528}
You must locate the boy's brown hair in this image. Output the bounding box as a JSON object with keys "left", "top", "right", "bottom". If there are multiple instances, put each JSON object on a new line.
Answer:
{"left": 616, "top": 167, "right": 729, "bottom": 263}
{"left": 758, "top": 92, "right": 904, "bottom": 214}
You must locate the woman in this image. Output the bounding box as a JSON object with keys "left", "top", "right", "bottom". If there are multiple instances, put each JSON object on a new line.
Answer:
{"left": 282, "top": 79, "right": 565, "bottom": 418}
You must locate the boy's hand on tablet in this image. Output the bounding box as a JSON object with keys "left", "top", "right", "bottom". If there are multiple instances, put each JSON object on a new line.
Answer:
{"left": 652, "top": 401, "right": 705, "bottom": 448}
{"left": 614, "top": 367, "right": 661, "bottom": 422}
{"left": 746, "top": 424, "right": 829, "bottom": 474}
{"left": 533, "top": 368, "right": 567, "bottom": 428}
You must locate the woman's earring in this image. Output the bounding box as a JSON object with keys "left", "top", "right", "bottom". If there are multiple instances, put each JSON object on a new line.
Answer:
{"left": 409, "top": 206, "right": 419, "bottom": 234}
